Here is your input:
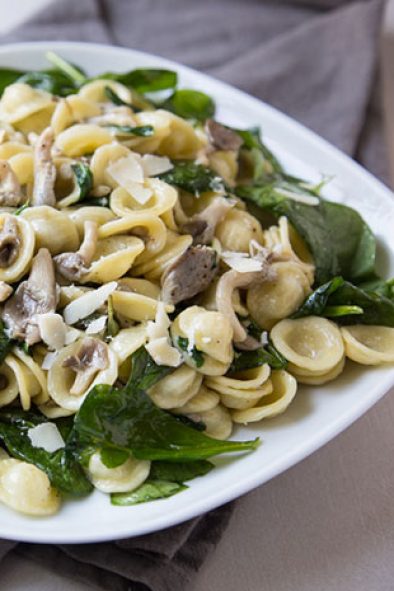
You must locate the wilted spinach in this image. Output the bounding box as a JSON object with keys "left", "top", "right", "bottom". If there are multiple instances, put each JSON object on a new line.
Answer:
{"left": 70, "top": 347, "right": 259, "bottom": 462}
{"left": 176, "top": 336, "right": 204, "bottom": 368}
{"left": 158, "top": 160, "right": 226, "bottom": 195}
{"left": 71, "top": 163, "right": 93, "bottom": 202}
{"left": 293, "top": 277, "right": 394, "bottom": 326}
{"left": 162, "top": 89, "right": 215, "bottom": 122}
{"left": 0, "top": 410, "right": 92, "bottom": 496}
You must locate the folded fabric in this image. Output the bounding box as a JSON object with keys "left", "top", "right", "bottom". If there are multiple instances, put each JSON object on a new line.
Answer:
{"left": 0, "top": 0, "right": 386, "bottom": 590}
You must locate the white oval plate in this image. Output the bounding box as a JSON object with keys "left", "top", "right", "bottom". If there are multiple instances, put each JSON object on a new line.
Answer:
{"left": 0, "top": 41, "right": 393, "bottom": 544}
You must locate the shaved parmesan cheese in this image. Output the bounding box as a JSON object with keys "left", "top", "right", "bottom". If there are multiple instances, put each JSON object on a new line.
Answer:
{"left": 107, "top": 154, "right": 144, "bottom": 184}
{"left": 147, "top": 302, "right": 170, "bottom": 340}
{"left": 275, "top": 188, "right": 319, "bottom": 206}
{"left": 146, "top": 336, "right": 182, "bottom": 367}
{"left": 86, "top": 315, "right": 108, "bottom": 335}
{"left": 65, "top": 327, "right": 82, "bottom": 345}
{"left": 125, "top": 181, "right": 153, "bottom": 205}
{"left": 221, "top": 253, "right": 263, "bottom": 273}
{"left": 41, "top": 351, "right": 58, "bottom": 370}
{"left": 146, "top": 303, "right": 181, "bottom": 366}
{"left": 27, "top": 423, "right": 65, "bottom": 453}
{"left": 260, "top": 331, "right": 269, "bottom": 346}
{"left": 63, "top": 282, "right": 117, "bottom": 325}
{"left": 141, "top": 154, "right": 173, "bottom": 176}
{"left": 37, "top": 313, "right": 67, "bottom": 351}
{"left": 106, "top": 153, "right": 153, "bottom": 204}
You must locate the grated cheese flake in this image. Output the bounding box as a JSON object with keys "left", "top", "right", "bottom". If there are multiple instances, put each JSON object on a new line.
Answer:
{"left": 63, "top": 282, "right": 117, "bottom": 325}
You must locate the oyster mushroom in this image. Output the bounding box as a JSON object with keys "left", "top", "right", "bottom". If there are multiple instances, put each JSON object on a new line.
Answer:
{"left": 62, "top": 337, "right": 109, "bottom": 396}
{"left": 0, "top": 216, "right": 21, "bottom": 268}
{"left": 205, "top": 119, "right": 243, "bottom": 151}
{"left": 0, "top": 160, "right": 24, "bottom": 207}
{"left": 54, "top": 221, "right": 98, "bottom": 282}
{"left": 2, "top": 248, "right": 58, "bottom": 345}
{"left": 161, "top": 246, "right": 218, "bottom": 305}
{"left": 216, "top": 248, "right": 274, "bottom": 347}
{"left": 182, "top": 196, "right": 234, "bottom": 245}
{"left": 32, "top": 127, "right": 56, "bottom": 207}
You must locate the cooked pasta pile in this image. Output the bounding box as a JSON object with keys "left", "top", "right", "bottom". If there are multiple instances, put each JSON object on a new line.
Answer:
{"left": 0, "top": 54, "right": 392, "bottom": 517}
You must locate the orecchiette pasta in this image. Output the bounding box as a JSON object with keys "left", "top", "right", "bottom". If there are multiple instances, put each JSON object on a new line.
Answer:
{"left": 341, "top": 326, "right": 394, "bottom": 365}
{"left": 0, "top": 214, "right": 35, "bottom": 282}
{"left": 87, "top": 452, "right": 150, "bottom": 494}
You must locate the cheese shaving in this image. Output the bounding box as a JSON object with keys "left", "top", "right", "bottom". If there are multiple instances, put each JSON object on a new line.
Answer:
{"left": 221, "top": 253, "right": 263, "bottom": 273}
{"left": 141, "top": 154, "right": 173, "bottom": 176}
{"left": 146, "top": 302, "right": 182, "bottom": 367}
{"left": 41, "top": 351, "right": 57, "bottom": 370}
{"left": 86, "top": 315, "right": 108, "bottom": 335}
{"left": 63, "top": 282, "right": 117, "bottom": 325}
{"left": 27, "top": 423, "right": 65, "bottom": 453}
{"left": 37, "top": 313, "right": 67, "bottom": 351}
{"left": 275, "top": 188, "right": 319, "bottom": 206}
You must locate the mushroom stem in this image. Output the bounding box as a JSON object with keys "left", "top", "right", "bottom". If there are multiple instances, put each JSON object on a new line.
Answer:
{"left": 32, "top": 127, "right": 56, "bottom": 207}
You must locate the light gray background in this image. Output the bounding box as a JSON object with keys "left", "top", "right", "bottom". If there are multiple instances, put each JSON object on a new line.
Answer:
{"left": 0, "top": 2, "right": 393, "bottom": 590}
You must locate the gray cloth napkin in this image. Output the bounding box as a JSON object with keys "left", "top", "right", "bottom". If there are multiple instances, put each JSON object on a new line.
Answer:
{"left": 0, "top": 1, "right": 387, "bottom": 590}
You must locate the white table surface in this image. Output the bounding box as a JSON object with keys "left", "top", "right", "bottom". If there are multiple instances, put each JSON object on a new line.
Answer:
{"left": 0, "top": 3, "right": 394, "bottom": 591}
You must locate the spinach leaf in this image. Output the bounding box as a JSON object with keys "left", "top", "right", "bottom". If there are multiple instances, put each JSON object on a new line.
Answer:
{"left": 293, "top": 277, "right": 394, "bottom": 326}
{"left": 111, "top": 480, "right": 187, "bottom": 506}
{"left": 163, "top": 89, "right": 215, "bottom": 122}
{"left": 237, "top": 184, "right": 376, "bottom": 285}
{"left": 100, "top": 447, "right": 130, "bottom": 469}
{"left": 177, "top": 336, "right": 204, "bottom": 368}
{"left": 358, "top": 278, "right": 394, "bottom": 300}
{"left": 81, "top": 196, "right": 110, "bottom": 207}
{"left": 0, "top": 410, "right": 92, "bottom": 496}
{"left": 104, "top": 124, "right": 154, "bottom": 137}
{"left": 158, "top": 160, "right": 225, "bottom": 196}
{"left": 71, "top": 348, "right": 259, "bottom": 462}
{"left": 235, "top": 126, "right": 284, "bottom": 177}
{"left": 107, "top": 295, "right": 120, "bottom": 338}
{"left": 0, "top": 68, "right": 25, "bottom": 96}
{"left": 149, "top": 460, "right": 213, "bottom": 482}
{"left": 104, "top": 86, "right": 134, "bottom": 108}
{"left": 14, "top": 200, "right": 30, "bottom": 215}
{"left": 100, "top": 69, "right": 177, "bottom": 94}
{"left": 0, "top": 320, "right": 12, "bottom": 365}
{"left": 46, "top": 51, "right": 87, "bottom": 86}
{"left": 71, "top": 163, "right": 93, "bottom": 202}
{"left": 18, "top": 70, "right": 77, "bottom": 96}
{"left": 230, "top": 343, "right": 288, "bottom": 373}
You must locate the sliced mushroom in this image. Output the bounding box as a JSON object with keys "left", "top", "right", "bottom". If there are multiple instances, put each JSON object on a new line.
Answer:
{"left": 0, "top": 216, "right": 21, "bottom": 268}
{"left": 2, "top": 248, "right": 58, "bottom": 345}
{"left": 0, "top": 281, "right": 12, "bottom": 303}
{"left": 32, "top": 127, "right": 56, "bottom": 207}
{"left": 62, "top": 337, "right": 109, "bottom": 396}
{"left": 205, "top": 119, "right": 243, "bottom": 152}
{"left": 182, "top": 196, "right": 234, "bottom": 245}
{"left": 161, "top": 246, "right": 218, "bottom": 305}
{"left": 0, "top": 160, "right": 24, "bottom": 207}
{"left": 54, "top": 221, "right": 98, "bottom": 282}
{"left": 216, "top": 248, "right": 274, "bottom": 345}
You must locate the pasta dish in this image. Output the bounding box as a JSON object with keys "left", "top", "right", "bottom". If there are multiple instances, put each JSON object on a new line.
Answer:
{"left": 0, "top": 52, "right": 392, "bottom": 516}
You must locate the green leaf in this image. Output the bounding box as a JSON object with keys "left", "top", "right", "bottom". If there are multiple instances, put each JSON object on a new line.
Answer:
{"left": 111, "top": 480, "right": 187, "bottom": 506}
{"left": 14, "top": 200, "right": 30, "bottom": 215}
{"left": 358, "top": 278, "right": 394, "bottom": 300}
{"left": 0, "top": 410, "right": 92, "bottom": 496}
{"left": 0, "top": 320, "right": 12, "bottom": 365}
{"left": 46, "top": 51, "right": 87, "bottom": 85}
{"left": 71, "top": 163, "right": 93, "bottom": 202}
{"left": 163, "top": 89, "right": 215, "bottom": 122}
{"left": 0, "top": 68, "right": 25, "bottom": 96}
{"left": 323, "top": 305, "right": 363, "bottom": 317}
{"left": 176, "top": 336, "right": 204, "bottom": 368}
{"left": 107, "top": 295, "right": 120, "bottom": 338}
{"left": 101, "top": 69, "right": 177, "bottom": 94}
{"left": 158, "top": 160, "right": 225, "bottom": 196}
{"left": 237, "top": 184, "right": 376, "bottom": 285}
{"left": 235, "top": 127, "right": 284, "bottom": 177}
{"left": 100, "top": 447, "right": 130, "bottom": 469}
{"left": 230, "top": 343, "right": 288, "bottom": 373}
{"left": 80, "top": 196, "right": 110, "bottom": 207}
{"left": 149, "top": 460, "right": 213, "bottom": 482}
{"left": 70, "top": 348, "right": 259, "bottom": 462}
{"left": 104, "top": 124, "right": 154, "bottom": 137}
{"left": 293, "top": 277, "right": 394, "bottom": 326}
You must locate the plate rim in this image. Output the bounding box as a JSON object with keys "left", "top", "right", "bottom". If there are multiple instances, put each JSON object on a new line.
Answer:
{"left": 0, "top": 40, "right": 392, "bottom": 544}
